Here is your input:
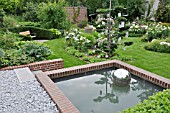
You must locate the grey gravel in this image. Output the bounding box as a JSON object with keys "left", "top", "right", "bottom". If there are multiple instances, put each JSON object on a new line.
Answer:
{"left": 0, "top": 70, "right": 59, "bottom": 113}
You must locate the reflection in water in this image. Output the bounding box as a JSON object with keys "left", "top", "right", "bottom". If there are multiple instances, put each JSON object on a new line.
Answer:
{"left": 94, "top": 70, "right": 160, "bottom": 103}
{"left": 131, "top": 79, "right": 159, "bottom": 101}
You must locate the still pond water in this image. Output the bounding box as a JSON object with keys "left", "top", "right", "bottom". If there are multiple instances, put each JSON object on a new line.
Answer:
{"left": 54, "top": 68, "right": 163, "bottom": 113}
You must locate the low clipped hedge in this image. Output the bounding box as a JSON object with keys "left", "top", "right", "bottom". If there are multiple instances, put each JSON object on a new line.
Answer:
{"left": 8, "top": 26, "right": 54, "bottom": 39}
{"left": 144, "top": 39, "right": 170, "bottom": 53}
{"left": 129, "top": 33, "right": 143, "bottom": 37}
{"left": 121, "top": 89, "right": 170, "bottom": 113}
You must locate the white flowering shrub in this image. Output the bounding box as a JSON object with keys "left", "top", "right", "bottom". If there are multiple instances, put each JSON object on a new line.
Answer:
{"left": 65, "top": 28, "right": 94, "bottom": 51}
{"left": 146, "top": 23, "right": 170, "bottom": 41}
{"left": 129, "top": 22, "right": 148, "bottom": 35}
{"left": 144, "top": 39, "right": 170, "bottom": 53}
{"left": 65, "top": 28, "right": 118, "bottom": 57}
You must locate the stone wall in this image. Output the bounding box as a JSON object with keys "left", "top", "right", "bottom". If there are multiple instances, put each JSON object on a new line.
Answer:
{"left": 65, "top": 7, "right": 87, "bottom": 23}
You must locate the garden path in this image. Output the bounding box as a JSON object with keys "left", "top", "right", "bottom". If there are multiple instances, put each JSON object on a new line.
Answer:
{"left": 35, "top": 40, "right": 49, "bottom": 43}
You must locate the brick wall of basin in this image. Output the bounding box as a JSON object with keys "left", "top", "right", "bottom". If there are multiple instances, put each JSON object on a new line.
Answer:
{"left": 0, "top": 59, "right": 64, "bottom": 72}
{"left": 35, "top": 60, "right": 170, "bottom": 113}
{"left": 46, "top": 60, "right": 170, "bottom": 89}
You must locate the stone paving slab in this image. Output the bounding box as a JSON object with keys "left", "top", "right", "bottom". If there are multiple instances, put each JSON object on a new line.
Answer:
{"left": 32, "top": 70, "right": 43, "bottom": 75}
{"left": 14, "top": 67, "right": 36, "bottom": 83}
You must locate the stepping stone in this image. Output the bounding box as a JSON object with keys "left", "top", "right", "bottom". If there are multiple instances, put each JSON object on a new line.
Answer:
{"left": 31, "top": 70, "right": 43, "bottom": 75}
{"left": 14, "top": 67, "right": 36, "bottom": 83}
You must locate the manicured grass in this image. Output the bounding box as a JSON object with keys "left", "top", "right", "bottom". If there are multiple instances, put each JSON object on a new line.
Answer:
{"left": 46, "top": 37, "right": 170, "bottom": 79}
{"left": 45, "top": 38, "right": 87, "bottom": 67}
{"left": 115, "top": 37, "right": 170, "bottom": 79}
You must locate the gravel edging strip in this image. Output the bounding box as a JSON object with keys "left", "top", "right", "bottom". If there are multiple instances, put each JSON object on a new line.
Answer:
{"left": 0, "top": 70, "right": 59, "bottom": 113}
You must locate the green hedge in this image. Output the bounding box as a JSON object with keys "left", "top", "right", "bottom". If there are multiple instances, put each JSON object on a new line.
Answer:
{"left": 121, "top": 89, "right": 170, "bottom": 113}
{"left": 8, "top": 26, "right": 54, "bottom": 39}
{"left": 144, "top": 39, "right": 170, "bottom": 53}
{"left": 129, "top": 33, "right": 143, "bottom": 37}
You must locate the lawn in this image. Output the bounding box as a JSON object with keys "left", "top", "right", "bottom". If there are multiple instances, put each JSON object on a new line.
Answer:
{"left": 115, "top": 37, "right": 170, "bottom": 79}
{"left": 45, "top": 38, "right": 87, "bottom": 67}
{"left": 46, "top": 37, "right": 170, "bottom": 79}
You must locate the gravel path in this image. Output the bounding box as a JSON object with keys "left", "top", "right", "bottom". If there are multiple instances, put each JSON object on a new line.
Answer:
{"left": 0, "top": 70, "right": 59, "bottom": 113}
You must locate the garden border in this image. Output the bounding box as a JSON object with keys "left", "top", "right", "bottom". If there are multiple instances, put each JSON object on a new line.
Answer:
{"left": 35, "top": 60, "right": 170, "bottom": 113}
{"left": 0, "top": 59, "right": 64, "bottom": 72}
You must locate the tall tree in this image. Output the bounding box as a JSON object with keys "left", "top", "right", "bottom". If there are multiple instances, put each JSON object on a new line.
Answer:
{"left": 126, "top": 0, "right": 147, "bottom": 21}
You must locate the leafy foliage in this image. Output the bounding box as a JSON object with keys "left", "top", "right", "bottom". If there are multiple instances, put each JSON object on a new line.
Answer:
{"left": 3, "top": 15, "right": 18, "bottom": 28}
{"left": 145, "top": 23, "right": 170, "bottom": 42}
{"left": 50, "top": 28, "right": 62, "bottom": 38}
{"left": 155, "top": 0, "right": 170, "bottom": 23}
{"left": 0, "top": 32, "right": 21, "bottom": 49}
{"left": 37, "top": 2, "right": 70, "bottom": 29}
{"left": 22, "top": 2, "right": 39, "bottom": 22}
{"left": 0, "top": 30, "right": 52, "bottom": 67}
{"left": 0, "top": 0, "right": 18, "bottom": 14}
{"left": 0, "top": 48, "right": 5, "bottom": 58}
{"left": 0, "top": 49, "right": 35, "bottom": 67}
{"left": 77, "top": 20, "right": 88, "bottom": 28}
{"left": 18, "top": 21, "right": 41, "bottom": 27}
{"left": 72, "top": 6, "right": 80, "bottom": 23}
{"left": 126, "top": 0, "right": 147, "bottom": 21}
{"left": 19, "top": 41, "right": 52, "bottom": 61}
{"left": 121, "top": 89, "right": 170, "bottom": 113}
{"left": 144, "top": 39, "right": 170, "bottom": 53}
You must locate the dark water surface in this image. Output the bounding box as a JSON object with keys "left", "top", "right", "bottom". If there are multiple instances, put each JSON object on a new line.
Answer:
{"left": 54, "top": 68, "right": 163, "bottom": 113}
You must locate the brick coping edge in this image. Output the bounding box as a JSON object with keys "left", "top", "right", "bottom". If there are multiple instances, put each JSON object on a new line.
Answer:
{"left": 35, "top": 60, "right": 170, "bottom": 113}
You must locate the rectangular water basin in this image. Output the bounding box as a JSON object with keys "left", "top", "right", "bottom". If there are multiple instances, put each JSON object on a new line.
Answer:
{"left": 53, "top": 67, "right": 164, "bottom": 113}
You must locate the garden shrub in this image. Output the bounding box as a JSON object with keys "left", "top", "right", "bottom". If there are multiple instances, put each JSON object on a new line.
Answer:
{"left": 66, "top": 47, "right": 79, "bottom": 55}
{"left": 0, "top": 41, "right": 52, "bottom": 67}
{"left": 111, "top": 54, "right": 134, "bottom": 61}
{"left": 89, "top": 57, "right": 104, "bottom": 63}
{"left": 82, "top": 56, "right": 90, "bottom": 61}
{"left": 22, "top": 2, "right": 39, "bottom": 22}
{"left": 0, "top": 48, "right": 5, "bottom": 58}
{"left": 0, "top": 48, "right": 5, "bottom": 66}
{"left": 129, "top": 34, "right": 144, "bottom": 37}
{"left": 128, "top": 22, "right": 147, "bottom": 37}
{"left": 141, "top": 35, "right": 148, "bottom": 42}
{"left": 37, "top": 2, "right": 71, "bottom": 30}
{"left": 50, "top": 28, "right": 62, "bottom": 38}
{"left": 0, "top": 0, "right": 17, "bottom": 14}
{"left": 165, "top": 37, "right": 170, "bottom": 43}
{"left": 155, "top": 1, "right": 170, "bottom": 23}
{"left": 121, "top": 89, "right": 170, "bottom": 113}
{"left": 144, "top": 39, "right": 170, "bottom": 53}
{"left": 19, "top": 41, "right": 52, "bottom": 61}
{"left": 87, "top": 49, "right": 96, "bottom": 55}
{"left": 145, "top": 23, "right": 170, "bottom": 42}
{"left": 74, "top": 52, "right": 85, "bottom": 57}
{"left": 0, "top": 32, "right": 21, "bottom": 49}
{"left": 77, "top": 20, "right": 88, "bottom": 28}
{"left": 81, "top": 33, "right": 96, "bottom": 44}
{"left": 0, "top": 8, "right": 5, "bottom": 27}
{"left": 18, "top": 22, "right": 41, "bottom": 27}
{"left": 0, "top": 49, "right": 35, "bottom": 67}
{"left": 3, "top": 15, "right": 18, "bottom": 28}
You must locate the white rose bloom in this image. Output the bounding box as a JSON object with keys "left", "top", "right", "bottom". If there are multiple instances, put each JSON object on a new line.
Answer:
{"left": 65, "top": 36, "right": 70, "bottom": 39}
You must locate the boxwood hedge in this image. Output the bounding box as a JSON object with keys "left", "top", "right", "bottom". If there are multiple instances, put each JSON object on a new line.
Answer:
{"left": 8, "top": 26, "right": 54, "bottom": 39}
